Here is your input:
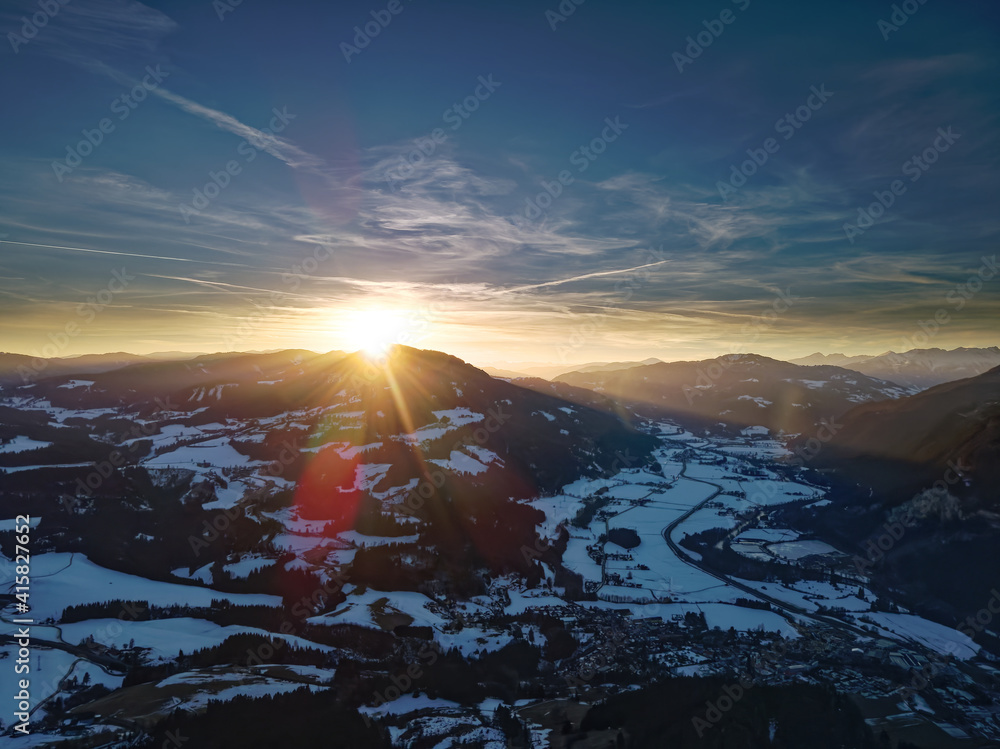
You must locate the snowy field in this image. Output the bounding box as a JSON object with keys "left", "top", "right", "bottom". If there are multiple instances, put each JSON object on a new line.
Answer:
{"left": 308, "top": 587, "right": 511, "bottom": 656}
{"left": 0, "top": 644, "right": 124, "bottom": 713}
{"left": 864, "top": 613, "right": 979, "bottom": 660}
{"left": 59, "top": 617, "right": 335, "bottom": 661}
{"left": 0, "top": 436, "right": 53, "bottom": 453}
{"left": 768, "top": 540, "right": 840, "bottom": 560}
{"left": 528, "top": 419, "right": 982, "bottom": 657}
{"left": 0, "top": 553, "right": 280, "bottom": 625}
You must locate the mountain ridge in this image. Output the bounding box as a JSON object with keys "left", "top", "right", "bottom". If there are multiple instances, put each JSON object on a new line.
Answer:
{"left": 552, "top": 352, "right": 911, "bottom": 435}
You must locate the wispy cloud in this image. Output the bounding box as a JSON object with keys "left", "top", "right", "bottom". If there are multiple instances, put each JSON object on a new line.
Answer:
{"left": 149, "top": 87, "right": 327, "bottom": 172}
{"left": 3, "top": 0, "right": 177, "bottom": 69}
{"left": 9, "top": 0, "right": 333, "bottom": 179}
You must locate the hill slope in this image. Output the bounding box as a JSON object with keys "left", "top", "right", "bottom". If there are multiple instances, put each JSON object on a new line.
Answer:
{"left": 554, "top": 353, "right": 911, "bottom": 436}
{"left": 788, "top": 365, "right": 1000, "bottom": 620}
{"left": 0, "top": 346, "right": 657, "bottom": 589}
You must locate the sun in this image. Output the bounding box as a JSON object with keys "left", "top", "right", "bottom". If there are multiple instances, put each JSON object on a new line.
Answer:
{"left": 340, "top": 308, "right": 412, "bottom": 359}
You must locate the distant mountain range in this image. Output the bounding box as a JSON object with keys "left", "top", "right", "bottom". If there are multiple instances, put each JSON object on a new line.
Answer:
{"left": 0, "top": 351, "right": 154, "bottom": 386}
{"left": 551, "top": 353, "right": 911, "bottom": 436}
{"left": 483, "top": 347, "right": 1000, "bottom": 392}
{"left": 0, "top": 350, "right": 217, "bottom": 387}
{"left": 789, "top": 346, "right": 1000, "bottom": 390}
{"left": 7, "top": 347, "right": 995, "bottom": 393}
{"left": 484, "top": 358, "right": 662, "bottom": 380}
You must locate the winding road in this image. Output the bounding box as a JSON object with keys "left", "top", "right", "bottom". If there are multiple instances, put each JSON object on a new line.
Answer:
{"left": 656, "top": 434, "right": 874, "bottom": 640}
{"left": 1, "top": 552, "right": 130, "bottom": 737}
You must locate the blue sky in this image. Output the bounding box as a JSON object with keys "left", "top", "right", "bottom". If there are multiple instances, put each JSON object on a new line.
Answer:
{"left": 1, "top": 0, "right": 998, "bottom": 365}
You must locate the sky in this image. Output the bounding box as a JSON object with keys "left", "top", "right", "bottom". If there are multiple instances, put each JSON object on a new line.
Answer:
{"left": 1, "top": 0, "right": 998, "bottom": 368}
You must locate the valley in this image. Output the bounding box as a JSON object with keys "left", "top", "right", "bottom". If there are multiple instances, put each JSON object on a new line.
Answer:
{"left": 0, "top": 348, "right": 998, "bottom": 747}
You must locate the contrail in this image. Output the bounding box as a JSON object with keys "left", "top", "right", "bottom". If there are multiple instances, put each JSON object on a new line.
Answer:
{"left": 0, "top": 239, "right": 251, "bottom": 269}
{"left": 502, "top": 259, "right": 670, "bottom": 293}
